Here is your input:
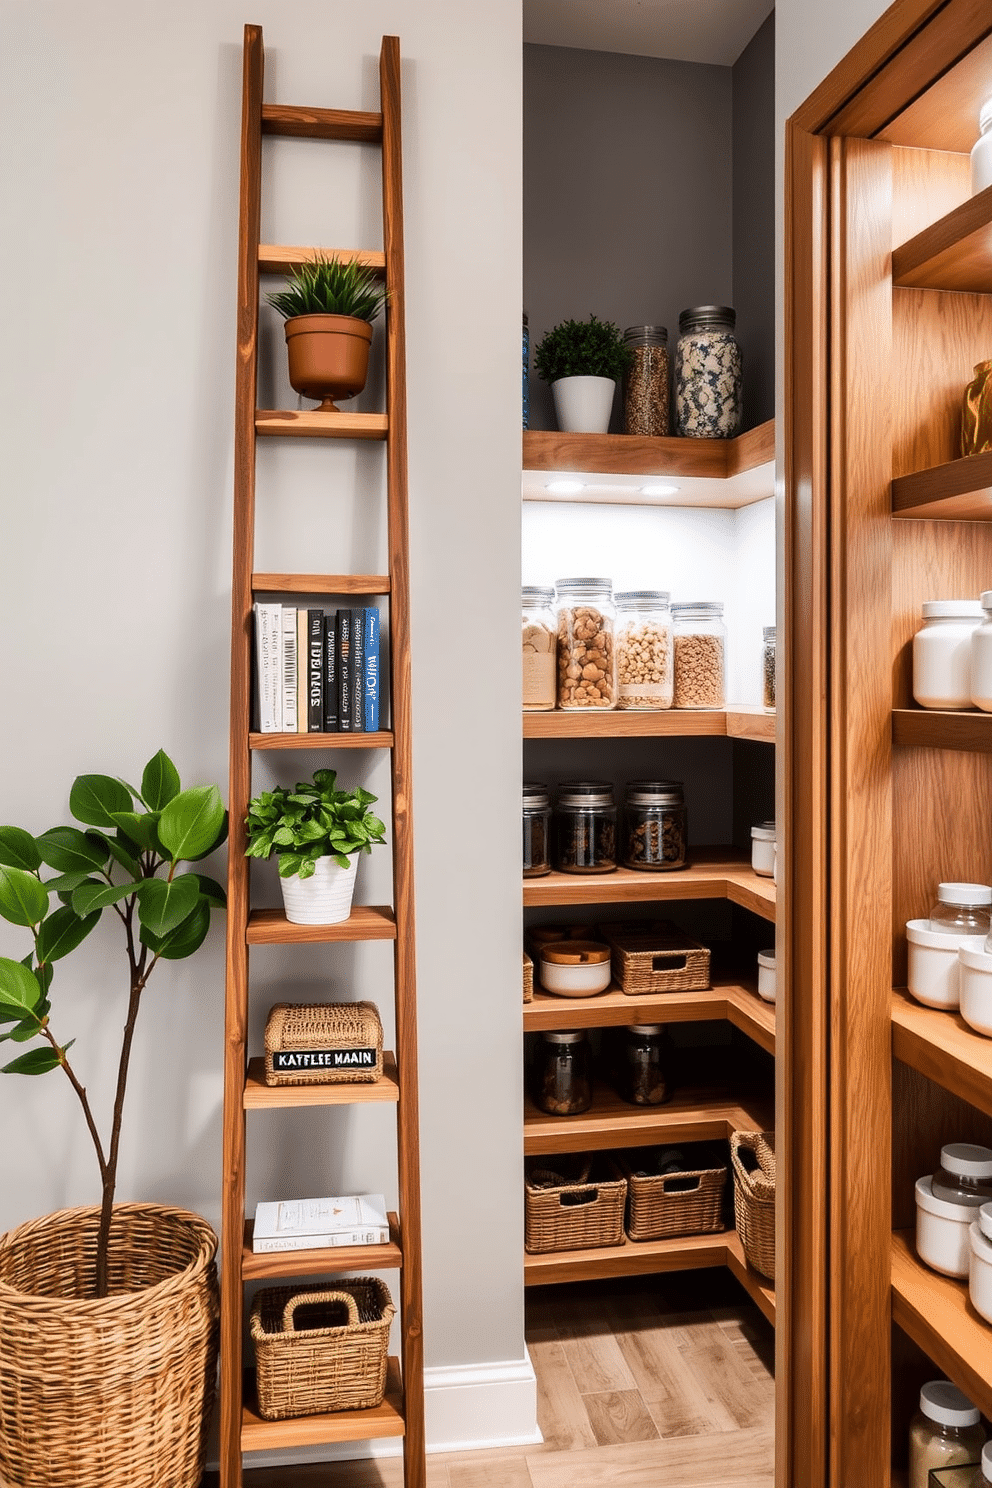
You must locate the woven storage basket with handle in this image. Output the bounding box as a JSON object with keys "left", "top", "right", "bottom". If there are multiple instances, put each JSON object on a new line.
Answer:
{"left": 525, "top": 1157, "right": 626, "bottom": 1253}
{"left": 263, "top": 1001, "right": 383, "bottom": 1086}
{"left": 601, "top": 919, "right": 711, "bottom": 995}
{"left": 617, "top": 1147, "right": 728, "bottom": 1241}
{"left": 731, "top": 1130, "right": 776, "bottom": 1280}
{"left": 250, "top": 1277, "right": 394, "bottom": 1419}
{"left": 523, "top": 950, "right": 534, "bottom": 1003}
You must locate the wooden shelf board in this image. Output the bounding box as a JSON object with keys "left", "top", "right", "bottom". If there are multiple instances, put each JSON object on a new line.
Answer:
{"left": 726, "top": 707, "right": 776, "bottom": 742}
{"left": 892, "top": 1229, "right": 992, "bottom": 1422}
{"left": 252, "top": 573, "right": 391, "bottom": 596}
{"left": 255, "top": 411, "right": 387, "bottom": 440}
{"left": 892, "top": 988, "right": 992, "bottom": 1121}
{"left": 522, "top": 707, "right": 775, "bottom": 742}
{"left": 250, "top": 731, "right": 394, "bottom": 751}
{"left": 246, "top": 906, "right": 396, "bottom": 945}
{"left": 260, "top": 104, "right": 383, "bottom": 143}
{"left": 892, "top": 450, "right": 992, "bottom": 522}
{"left": 240, "top": 1357, "right": 404, "bottom": 1451}
{"left": 523, "top": 1084, "right": 772, "bottom": 1157}
{"left": 244, "top": 1052, "right": 399, "bottom": 1109}
{"left": 524, "top": 979, "right": 775, "bottom": 1054}
{"left": 892, "top": 708, "right": 992, "bottom": 753}
{"left": 524, "top": 1227, "right": 727, "bottom": 1286}
{"left": 892, "top": 185, "right": 992, "bottom": 293}
{"left": 259, "top": 245, "right": 385, "bottom": 275}
{"left": 241, "top": 1213, "right": 402, "bottom": 1279}
{"left": 522, "top": 850, "right": 776, "bottom": 924}
{"left": 724, "top": 1231, "right": 776, "bottom": 1325}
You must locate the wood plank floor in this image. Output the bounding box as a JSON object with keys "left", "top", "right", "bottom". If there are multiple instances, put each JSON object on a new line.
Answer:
{"left": 219, "top": 1270, "right": 774, "bottom": 1487}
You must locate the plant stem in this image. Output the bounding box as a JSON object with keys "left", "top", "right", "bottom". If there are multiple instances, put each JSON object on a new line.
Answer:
{"left": 42, "top": 1025, "right": 108, "bottom": 1182}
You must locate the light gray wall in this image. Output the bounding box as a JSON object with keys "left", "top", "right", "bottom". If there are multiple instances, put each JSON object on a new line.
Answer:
{"left": 0, "top": 0, "right": 524, "bottom": 1393}
{"left": 733, "top": 11, "right": 776, "bottom": 428}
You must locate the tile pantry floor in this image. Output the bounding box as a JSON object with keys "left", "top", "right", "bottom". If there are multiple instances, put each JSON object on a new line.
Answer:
{"left": 217, "top": 1270, "right": 775, "bottom": 1488}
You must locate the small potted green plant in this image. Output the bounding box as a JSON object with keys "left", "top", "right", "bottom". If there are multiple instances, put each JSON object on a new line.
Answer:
{"left": 534, "top": 314, "right": 633, "bottom": 434}
{"left": 245, "top": 768, "right": 386, "bottom": 925}
{"left": 267, "top": 253, "right": 388, "bottom": 413}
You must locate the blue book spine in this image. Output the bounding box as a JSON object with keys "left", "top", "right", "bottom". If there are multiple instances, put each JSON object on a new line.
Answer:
{"left": 363, "top": 607, "right": 380, "bottom": 733}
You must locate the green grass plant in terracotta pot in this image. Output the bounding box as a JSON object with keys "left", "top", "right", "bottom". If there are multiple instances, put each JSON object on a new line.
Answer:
{"left": 267, "top": 252, "right": 388, "bottom": 412}
{"left": 534, "top": 314, "right": 633, "bottom": 434}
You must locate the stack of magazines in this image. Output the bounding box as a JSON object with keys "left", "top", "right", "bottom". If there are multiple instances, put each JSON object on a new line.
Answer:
{"left": 252, "top": 1193, "right": 390, "bottom": 1252}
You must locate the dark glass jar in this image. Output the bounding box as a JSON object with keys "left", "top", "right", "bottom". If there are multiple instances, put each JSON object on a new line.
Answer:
{"left": 555, "top": 781, "right": 617, "bottom": 874}
{"left": 535, "top": 1030, "right": 592, "bottom": 1115}
{"left": 616, "top": 1024, "right": 670, "bottom": 1105}
{"left": 523, "top": 782, "right": 551, "bottom": 878}
{"left": 620, "top": 780, "right": 687, "bottom": 871}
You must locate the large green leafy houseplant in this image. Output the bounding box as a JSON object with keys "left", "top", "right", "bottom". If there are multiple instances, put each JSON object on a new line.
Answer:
{"left": 0, "top": 750, "right": 226, "bottom": 1296}
{"left": 534, "top": 314, "right": 633, "bottom": 384}
{"left": 245, "top": 768, "right": 386, "bottom": 877}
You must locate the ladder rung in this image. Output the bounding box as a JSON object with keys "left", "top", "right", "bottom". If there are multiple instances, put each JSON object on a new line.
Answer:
{"left": 262, "top": 104, "right": 383, "bottom": 142}
{"left": 259, "top": 245, "right": 385, "bottom": 275}
{"left": 250, "top": 731, "right": 394, "bottom": 751}
{"left": 246, "top": 906, "right": 397, "bottom": 944}
{"left": 255, "top": 410, "right": 387, "bottom": 440}
{"left": 252, "top": 573, "right": 391, "bottom": 595}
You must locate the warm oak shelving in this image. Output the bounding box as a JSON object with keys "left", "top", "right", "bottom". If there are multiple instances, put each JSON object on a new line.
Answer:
{"left": 255, "top": 410, "right": 388, "bottom": 439}
{"left": 522, "top": 853, "right": 776, "bottom": 921}
{"left": 522, "top": 707, "right": 775, "bottom": 742}
{"left": 892, "top": 708, "right": 992, "bottom": 753}
{"left": 524, "top": 980, "right": 775, "bottom": 1054}
{"left": 891, "top": 989, "right": 992, "bottom": 1121}
{"left": 892, "top": 1229, "right": 992, "bottom": 1422}
{"left": 241, "top": 1213, "right": 403, "bottom": 1281}
{"left": 244, "top": 1052, "right": 400, "bottom": 1109}
{"left": 891, "top": 450, "right": 992, "bottom": 522}
{"left": 245, "top": 905, "right": 397, "bottom": 944}
{"left": 249, "top": 730, "right": 395, "bottom": 751}
{"left": 241, "top": 1359, "right": 405, "bottom": 1451}
{"left": 891, "top": 183, "right": 992, "bottom": 294}
{"left": 524, "top": 1084, "right": 772, "bottom": 1157}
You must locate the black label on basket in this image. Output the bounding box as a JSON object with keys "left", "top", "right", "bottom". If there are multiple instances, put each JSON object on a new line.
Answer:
{"left": 273, "top": 1047, "right": 377, "bottom": 1071}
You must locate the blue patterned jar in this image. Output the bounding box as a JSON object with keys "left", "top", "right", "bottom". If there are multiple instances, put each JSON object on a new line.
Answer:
{"left": 674, "top": 306, "right": 743, "bottom": 439}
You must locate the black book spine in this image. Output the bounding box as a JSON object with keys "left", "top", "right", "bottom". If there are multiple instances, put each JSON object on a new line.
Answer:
{"left": 350, "top": 607, "right": 366, "bottom": 732}
{"left": 307, "top": 609, "right": 324, "bottom": 732}
{"left": 337, "top": 608, "right": 353, "bottom": 732}
{"left": 323, "top": 614, "right": 338, "bottom": 732}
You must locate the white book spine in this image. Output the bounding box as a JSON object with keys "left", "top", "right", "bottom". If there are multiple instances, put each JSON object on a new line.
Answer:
{"left": 282, "top": 607, "right": 297, "bottom": 733}
{"left": 254, "top": 603, "right": 281, "bottom": 733}
{"left": 252, "top": 1226, "right": 390, "bottom": 1253}
{"left": 296, "top": 608, "right": 308, "bottom": 733}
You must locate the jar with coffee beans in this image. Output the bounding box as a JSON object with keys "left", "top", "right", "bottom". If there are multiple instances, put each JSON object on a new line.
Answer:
{"left": 523, "top": 781, "right": 551, "bottom": 878}
{"left": 620, "top": 780, "right": 688, "bottom": 871}
{"left": 535, "top": 1030, "right": 593, "bottom": 1116}
{"left": 616, "top": 1024, "right": 670, "bottom": 1106}
{"left": 555, "top": 781, "right": 617, "bottom": 874}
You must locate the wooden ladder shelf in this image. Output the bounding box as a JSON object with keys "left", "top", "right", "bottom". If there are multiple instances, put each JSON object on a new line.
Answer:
{"left": 220, "top": 26, "right": 424, "bottom": 1488}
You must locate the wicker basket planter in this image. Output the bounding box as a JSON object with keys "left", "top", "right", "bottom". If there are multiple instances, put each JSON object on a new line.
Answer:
{"left": 617, "top": 1148, "right": 728, "bottom": 1242}
{"left": 601, "top": 920, "right": 711, "bottom": 995}
{"left": 250, "top": 1277, "right": 394, "bottom": 1419}
{"left": 0, "top": 1203, "right": 219, "bottom": 1488}
{"left": 731, "top": 1129, "right": 776, "bottom": 1280}
{"left": 524, "top": 1157, "right": 626, "bottom": 1253}
{"left": 264, "top": 1001, "right": 383, "bottom": 1086}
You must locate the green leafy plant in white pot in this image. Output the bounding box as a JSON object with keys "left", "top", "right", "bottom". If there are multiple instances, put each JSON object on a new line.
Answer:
{"left": 534, "top": 314, "right": 633, "bottom": 434}
{"left": 245, "top": 768, "right": 386, "bottom": 925}
{"left": 0, "top": 749, "right": 227, "bottom": 1488}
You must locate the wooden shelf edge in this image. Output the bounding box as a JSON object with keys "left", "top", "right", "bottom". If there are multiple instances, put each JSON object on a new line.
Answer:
{"left": 259, "top": 245, "right": 386, "bottom": 274}
{"left": 524, "top": 1228, "right": 728, "bottom": 1286}
{"left": 255, "top": 410, "right": 388, "bottom": 440}
{"left": 246, "top": 905, "right": 397, "bottom": 945}
{"left": 891, "top": 988, "right": 992, "bottom": 1121}
{"left": 240, "top": 1357, "right": 404, "bottom": 1450}
{"left": 892, "top": 183, "right": 992, "bottom": 292}
{"left": 250, "top": 731, "right": 394, "bottom": 751}
{"left": 244, "top": 1051, "right": 399, "bottom": 1109}
{"left": 725, "top": 707, "right": 776, "bottom": 742}
{"left": 724, "top": 1231, "right": 776, "bottom": 1325}
{"left": 521, "top": 420, "right": 774, "bottom": 482}
{"left": 252, "top": 573, "right": 391, "bottom": 595}
{"left": 523, "top": 1086, "right": 773, "bottom": 1157}
{"left": 260, "top": 104, "right": 383, "bottom": 143}
{"left": 891, "top": 1229, "right": 992, "bottom": 1421}
{"left": 521, "top": 706, "right": 774, "bottom": 741}
{"left": 522, "top": 853, "right": 776, "bottom": 920}
{"left": 891, "top": 450, "right": 992, "bottom": 522}
{"left": 241, "top": 1213, "right": 402, "bottom": 1279}
{"left": 892, "top": 707, "right": 992, "bottom": 753}
{"left": 523, "top": 980, "right": 775, "bottom": 1053}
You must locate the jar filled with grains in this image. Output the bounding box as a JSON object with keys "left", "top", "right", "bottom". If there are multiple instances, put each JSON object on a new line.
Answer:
{"left": 615, "top": 590, "right": 674, "bottom": 710}
{"left": 616, "top": 1025, "right": 670, "bottom": 1106}
{"left": 674, "top": 306, "right": 743, "bottom": 439}
{"left": 522, "top": 586, "right": 557, "bottom": 711}
{"left": 555, "top": 780, "right": 617, "bottom": 874}
{"left": 523, "top": 782, "right": 551, "bottom": 878}
{"left": 555, "top": 577, "right": 617, "bottom": 710}
{"left": 763, "top": 626, "right": 776, "bottom": 711}
{"left": 620, "top": 780, "right": 688, "bottom": 871}
{"left": 672, "top": 602, "right": 727, "bottom": 709}
{"left": 535, "top": 1030, "right": 592, "bottom": 1116}
{"left": 622, "top": 326, "right": 670, "bottom": 437}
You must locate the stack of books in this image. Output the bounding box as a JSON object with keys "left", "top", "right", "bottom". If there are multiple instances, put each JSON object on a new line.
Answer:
{"left": 253, "top": 604, "right": 380, "bottom": 734}
{"left": 252, "top": 1192, "right": 390, "bottom": 1253}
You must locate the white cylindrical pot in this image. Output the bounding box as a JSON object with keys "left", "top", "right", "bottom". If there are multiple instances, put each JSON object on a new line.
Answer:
{"left": 972, "top": 100, "right": 992, "bottom": 194}
{"left": 906, "top": 919, "right": 986, "bottom": 1009}
{"left": 279, "top": 854, "right": 359, "bottom": 925}
{"left": 551, "top": 375, "right": 616, "bottom": 434}
{"left": 757, "top": 949, "right": 776, "bottom": 1003}
{"left": 912, "top": 600, "right": 983, "bottom": 710}
{"left": 959, "top": 944, "right": 992, "bottom": 1036}
{"left": 970, "top": 1220, "right": 992, "bottom": 1322}
{"left": 971, "top": 592, "right": 992, "bottom": 711}
{"left": 751, "top": 821, "right": 776, "bottom": 878}
{"left": 916, "top": 1175, "right": 979, "bottom": 1278}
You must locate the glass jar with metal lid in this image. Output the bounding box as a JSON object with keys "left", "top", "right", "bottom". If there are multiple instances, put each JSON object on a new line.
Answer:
{"left": 615, "top": 591, "right": 674, "bottom": 710}
{"left": 620, "top": 780, "right": 687, "bottom": 871}
{"left": 622, "top": 326, "right": 670, "bottom": 436}
{"left": 763, "top": 626, "right": 776, "bottom": 711}
{"left": 672, "top": 602, "right": 727, "bottom": 709}
{"left": 930, "top": 884, "right": 992, "bottom": 936}
{"left": 555, "top": 577, "right": 617, "bottom": 710}
{"left": 555, "top": 780, "right": 617, "bottom": 874}
{"left": 523, "top": 782, "right": 551, "bottom": 878}
{"left": 908, "top": 1381, "right": 985, "bottom": 1488}
{"left": 522, "top": 586, "right": 557, "bottom": 711}
{"left": 615, "top": 1024, "right": 670, "bottom": 1105}
{"left": 674, "top": 306, "right": 743, "bottom": 438}
{"left": 535, "top": 1030, "right": 592, "bottom": 1115}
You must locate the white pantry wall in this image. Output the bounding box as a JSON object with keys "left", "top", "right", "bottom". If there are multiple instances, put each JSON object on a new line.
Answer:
{"left": 0, "top": 0, "right": 526, "bottom": 1449}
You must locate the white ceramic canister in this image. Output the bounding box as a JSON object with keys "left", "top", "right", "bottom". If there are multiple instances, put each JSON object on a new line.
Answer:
{"left": 916, "top": 1175, "right": 983, "bottom": 1277}
{"left": 912, "top": 600, "right": 984, "bottom": 710}
{"left": 538, "top": 941, "right": 612, "bottom": 998}
{"left": 973, "top": 100, "right": 992, "bottom": 195}
{"left": 757, "top": 949, "right": 776, "bottom": 1003}
{"left": 906, "top": 920, "right": 987, "bottom": 1010}
{"left": 751, "top": 821, "right": 776, "bottom": 878}
{"left": 970, "top": 1211, "right": 992, "bottom": 1324}
{"left": 960, "top": 944, "right": 992, "bottom": 1037}
{"left": 972, "top": 591, "right": 992, "bottom": 712}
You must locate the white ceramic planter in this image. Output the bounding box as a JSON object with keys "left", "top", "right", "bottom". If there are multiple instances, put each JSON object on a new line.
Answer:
{"left": 959, "top": 944, "right": 992, "bottom": 1035}
{"left": 916, "top": 1174, "right": 979, "bottom": 1278}
{"left": 970, "top": 1218, "right": 992, "bottom": 1322}
{"left": 551, "top": 375, "right": 616, "bottom": 434}
{"left": 906, "top": 919, "right": 986, "bottom": 1009}
{"left": 757, "top": 949, "right": 776, "bottom": 1003}
{"left": 279, "top": 853, "right": 359, "bottom": 925}
{"left": 751, "top": 822, "right": 776, "bottom": 878}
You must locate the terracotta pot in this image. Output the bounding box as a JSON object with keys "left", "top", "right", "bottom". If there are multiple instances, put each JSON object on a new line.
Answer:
{"left": 283, "top": 314, "right": 374, "bottom": 412}
{"left": 962, "top": 359, "right": 992, "bottom": 456}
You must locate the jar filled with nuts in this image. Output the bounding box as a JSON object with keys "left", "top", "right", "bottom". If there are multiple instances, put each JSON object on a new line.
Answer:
{"left": 622, "top": 326, "right": 670, "bottom": 436}
{"left": 672, "top": 602, "right": 727, "bottom": 710}
{"left": 615, "top": 590, "right": 674, "bottom": 710}
{"left": 523, "top": 782, "right": 552, "bottom": 878}
{"left": 555, "top": 577, "right": 617, "bottom": 710}
{"left": 674, "top": 306, "right": 743, "bottom": 439}
{"left": 615, "top": 1024, "right": 670, "bottom": 1106}
{"left": 535, "top": 1031, "right": 592, "bottom": 1116}
{"left": 763, "top": 625, "right": 776, "bottom": 712}
{"left": 620, "top": 780, "right": 688, "bottom": 871}
{"left": 555, "top": 780, "right": 617, "bottom": 874}
{"left": 522, "top": 586, "right": 557, "bottom": 711}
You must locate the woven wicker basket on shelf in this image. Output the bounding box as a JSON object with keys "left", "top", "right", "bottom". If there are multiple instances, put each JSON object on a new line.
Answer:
{"left": 250, "top": 1277, "right": 394, "bottom": 1420}
{"left": 263, "top": 1001, "right": 383, "bottom": 1086}
{"left": 523, "top": 951, "right": 534, "bottom": 1003}
{"left": 616, "top": 1149, "right": 728, "bottom": 1242}
{"left": 731, "top": 1130, "right": 776, "bottom": 1280}
{"left": 601, "top": 920, "right": 711, "bottom": 995}
{"left": 524, "top": 1157, "right": 626, "bottom": 1254}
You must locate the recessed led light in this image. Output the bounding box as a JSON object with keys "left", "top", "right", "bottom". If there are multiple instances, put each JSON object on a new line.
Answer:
{"left": 545, "top": 479, "right": 585, "bottom": 496}
{"left": 639, "top": 482, "right": 681, "bottom": 497}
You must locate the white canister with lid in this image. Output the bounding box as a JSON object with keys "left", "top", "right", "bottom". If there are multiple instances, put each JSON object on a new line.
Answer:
{"left": 757, "top": 950, "right": 776, "bottom": 1003}
{"left": 916, "top": 1175, "right": 984, "bottom": 1277}
{"left": 971, "top": 592, "right": 992, "bottom": 712}
{"left": 933, "top": 1143, "right": 992, "bottom": 1205}
{"left": 960, "top": 942, "right": 992, "bottom": 1037}
{"left": 751, "top": 821, "right": 776, "bottom": 878}
{"left": 912, "top": 600, "right": 984, "bottom": 710}
{"left": 970, "top": 1210, "right": 992, "bottom": 1325}
{"left": 908, "top": 1380, "right": 986, "bottom": 1488}
{"left": 906, "top": 920, "right": 987, "bottom": 1009}
{"left": 973, "top": 101, "right": 992, "bottom": 195}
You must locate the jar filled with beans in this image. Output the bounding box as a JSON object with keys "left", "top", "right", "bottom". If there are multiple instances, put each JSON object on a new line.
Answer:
{"left": 620, "top": 780, "right": 688, "bottom": 871}
{"left": 763, "top": 625, "right": 776, "bottom": 711}
{"left": 672, "top": 602, "right": 727, "bottom": 709}
{"left": 522, "top": 586, "right": 557, "bottom": 711}
{"left": 523, "top": 782, "right": 551, "bottom": 878}
{"left": 615, "top": 1025, "right": 670, "bottom": 1106}
{"left": 534, "top": 1031, "right": 592, "bottom": 1116}
{"left": 555, "top": 780, "right": 617, "bottom": 874}
{"left": 622, "top": 326, "right": 670, "bottom": 436}
{"left": 615, "top": 590, "right": 674, "bottom": 710}
{"left": 555, "top": 577, "right": 617, "bottom": 710}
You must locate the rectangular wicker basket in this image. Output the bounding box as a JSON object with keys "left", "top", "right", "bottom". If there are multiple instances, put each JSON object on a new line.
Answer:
{"left": 602, "top": 920, "right": 711, "bottom": 995}
{"left": 731, "top": 1130, "right": 776, "bottom": 1280}
{"left": 524, "top": 1157, "right": 626, "bottom": 1254}
{"left": 250, "top": 1278, "right": 394, "bottom": 1420}
{"left": 263, "top": 1001, "right": 383, "bottom": 1087}
{"left": 616, "top": 1149, "right": 728, "bottom": 1242}
{"left": 523, "top": 950, "right": 534, "bottom": 1004}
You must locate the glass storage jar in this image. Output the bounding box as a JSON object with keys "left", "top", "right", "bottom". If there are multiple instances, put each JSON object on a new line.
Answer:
{"left": 522, "top": 586, "right": 557, "bottom": 711}
{"left": 620, "top": 780, "right": 688, "bottom": 871}
{"left": 972, "top": 592, "right": 992, "bottom": 712}
{"left": 523, "top": 782, "right": 551, "bottom": 878}
{"left": 763, "top": 625, "right": 776, "bottom": 711}
{"left": 555, "top": 577, "right": 617, "bottom": 710}
{"left": 972, "top": 100, "right": 992, "bottom": 195}
{"left": 615, "top": 1024, "right": 670, "bottom": 1105}
{"left": 928, "top": 1454, "right": 990, "bottom": 1487}
{"left": 929, "top": 884, "right": 992, "bottom": 936}
{"left": 909, "top": 1381, "right": 986, "bottom": 1488}
{"left": 674, "top": 306, "right": 743, "bottom": 438}
{"left": 555, "top": 781, "right": 617, "bottom": 874}
{"left": 932, "top": 1143, "right": 992, "bottom": 1206}
{"left": 615, "top": 590, "right": 674, "bottom": 710}
{"left": 622, "top": 326, "right": 670, "bottom": 436}
{"left": 535, "top": 1030, "right": 592, "bottom": 1116}
{"left": 672, "top": 602, "right": 727, "bottom": 709}
{"left": 913, "top": 600, "right": 984, "bottom": 710}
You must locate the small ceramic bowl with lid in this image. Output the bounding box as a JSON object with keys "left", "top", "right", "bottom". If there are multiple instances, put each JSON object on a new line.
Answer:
{"left": 906, "top": 920, "right": 987, "bottom": 1010}
{"left": 959, "top": 941, "right": 992, "bottom": 1037}
{"left": 751, "top": 821, "right": 776, "bottom": 878}
{"left": 538, "top": 940, "right": 612, "bottom": 998}
{"left": 970, "top": 1203, "right": 992, "bottom": 1324}
{"left": 757, "top": 949, "right": 776, "bottom": 1003}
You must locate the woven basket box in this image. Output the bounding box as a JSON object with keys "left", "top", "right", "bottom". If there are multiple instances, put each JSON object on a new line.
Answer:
{"left": 524, "top": 1158, "right": 626, "bottom": 1254}
{"left": 523, "top": 950, "right": 534, "bottom": 1004}
{"left": 731, "top": 1129, "right": 776, "bottom": 1280}
{"left": 250, "top": 1278, "right": 394, "bottom": 1420}
{"left": 616, "top": 1148, "right": 728, "bottom": 1242}
{"left": 602, "top": 919, "right": 711, "bottom": 995}
{"left": 263, "top": 1001, "right": 383, "bottom": 1087}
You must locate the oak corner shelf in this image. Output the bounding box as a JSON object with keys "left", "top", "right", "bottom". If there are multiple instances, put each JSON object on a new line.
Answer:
{"left": 521, "top": 853, "right": 776, "bottom": 923}
{"left": 892, "top": 707, "right": 992, "bottom": 753}
{"left": 891, "top": 450, "right": 992, "bottom": 522}
{"left": 241, "top": 1212, "right": 403, "bottom": 1280}
{"left": 523, "top": 1084, "right": 773, "bottom": 1158}
{"left": 523, "top": 979, "right": 775, "bottom": 1055}
{"left": 891, "top": 183, "right": 992, "bottom": 294}
{"left": 891, "top": 988, "right": 992, "bottom": 1121}
{"left": 240, "top": 1357, "right": 405, "bottom": 1451}
{"left": 521, "top": 706, "right": 775, "bottom": 743}
{"left": 245, "top": 905, "right": 397, "bottom": 945}
{"left": 891, "top": 1228, "right": 992, "bottom": 1422}
{"left": 244, "top": 1052, "right": 399, "bottom": 1109}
